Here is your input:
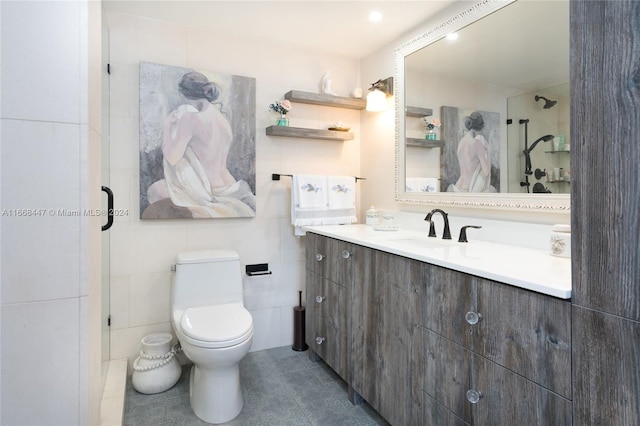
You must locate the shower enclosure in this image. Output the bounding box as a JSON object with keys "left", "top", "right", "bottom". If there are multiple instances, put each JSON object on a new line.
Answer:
{"left": 507, "top": 83, "right": 570, "bottom": 194}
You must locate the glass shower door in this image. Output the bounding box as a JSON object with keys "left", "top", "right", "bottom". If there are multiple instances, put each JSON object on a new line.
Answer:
{"left": 100, "top": 13, "right": 111, "bottom": 389}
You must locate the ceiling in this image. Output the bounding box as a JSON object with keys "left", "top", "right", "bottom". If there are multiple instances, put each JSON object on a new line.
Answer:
{"left": 102, "top": 0, "right": 456, "bottom": 58}
{"left": 405, "top": 0, "right": 570, "bottom": 92}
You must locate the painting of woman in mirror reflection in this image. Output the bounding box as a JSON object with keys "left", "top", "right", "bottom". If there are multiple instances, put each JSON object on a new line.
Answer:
{"left": 442, "top": 107, "right": 500, "bottom": 193}
{"left": 139, "top": 62, "right": 256, "bottom": 219}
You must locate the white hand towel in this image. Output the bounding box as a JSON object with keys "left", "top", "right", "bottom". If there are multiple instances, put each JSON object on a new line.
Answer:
{"left": 406, "top": 177, "right": 440, "bottom": 193}
{"left": 327, "top": 176, "right": 356, "bottom": 209}
{"left": 294, "top": 175, "right": 327, "bottom": 208}
{"left": 291, "top": 175, "right": 357, "bottom": 236}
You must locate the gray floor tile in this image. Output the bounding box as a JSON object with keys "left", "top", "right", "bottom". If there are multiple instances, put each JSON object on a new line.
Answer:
{"left": 124, "top": 346, "right": 387, "bottom": 425}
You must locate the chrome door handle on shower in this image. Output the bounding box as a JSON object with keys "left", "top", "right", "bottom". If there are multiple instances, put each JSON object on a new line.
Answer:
{"left": 101, "top": 186, "right": 114, "bottom": 231}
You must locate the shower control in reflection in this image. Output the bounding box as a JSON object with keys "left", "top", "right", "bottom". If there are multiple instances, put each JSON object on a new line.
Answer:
{"left": 424, "top": 209, "right": 452, "bottom": 240}
{"left": 458, "top": 225, "right": 482, "bottom": 243}
{"left": 534, "top": 168, "right": 547, "bottom": 180}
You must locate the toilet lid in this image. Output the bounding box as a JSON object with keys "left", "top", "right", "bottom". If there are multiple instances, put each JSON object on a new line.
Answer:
{"left": 181, "top": 303, "right": 253, "bottom": 346}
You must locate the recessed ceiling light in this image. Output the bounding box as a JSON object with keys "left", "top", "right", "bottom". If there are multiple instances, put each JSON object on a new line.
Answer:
{"left": 369, "top": 11, "right": 383, "bottom": 23}
{"left": 446, "top": 32, "right": 459, "bottom": 41}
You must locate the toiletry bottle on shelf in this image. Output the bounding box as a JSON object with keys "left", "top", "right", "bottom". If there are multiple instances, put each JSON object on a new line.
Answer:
{"left": 365, "top": 206, "right": 379, "bottom": 226}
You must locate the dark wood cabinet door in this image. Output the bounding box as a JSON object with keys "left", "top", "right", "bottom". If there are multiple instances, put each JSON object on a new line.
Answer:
{"left": 305, "top": 232, "right": 327, "bottom": 275}
{"left": 351, "top": 248, "right": 423, "bottom": 425}
{"left": 573, "top": 306, "right": 640, "bottom": 425}
{"left": 308, "top": 317, "right": 348, "bottom": 380}
{"left": 474, "top": 350, "right": 572, "bottom": 426}
{"left": 305, "top": 235, "right": 350, "bottom": 381}
{"left": 475, "top": 279, "right": 572, "bottom": 398}
{"left": 422, "top": 264, "right": 475, "bottom": 349}
{"left": 324, "top": 237, "right": 354, "bottom": 286}
{"left": 306, "top": 270, "right": 347, "bottom": 333}
{"left": 350, "top": 244, "right": 378, "bottom": 404}
{"left": 423, "top": 393, "right": 469, "bottom": 426}
{"left": 424, "top": 329, "right": 572, "bottom": 425}
{"left": 375, "top": 251, "right": 423, "bottom": 426}
{"left": 423, "top": 329, "right": 473, "bottom": 423}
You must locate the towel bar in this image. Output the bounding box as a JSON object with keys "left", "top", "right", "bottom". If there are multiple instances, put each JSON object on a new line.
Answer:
{"left": 272, "top": 173, "right": 365, "bottom": 181}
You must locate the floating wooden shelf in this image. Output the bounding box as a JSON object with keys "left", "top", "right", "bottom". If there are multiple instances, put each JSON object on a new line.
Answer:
{"left": 405, "top": 138, "right": 445, "bottom": 148}
{"left": 405, "top": 106, "right": 434, "bottom": 117}
{"left": 544, "top": 150, "right": 571, "bottom": 154}
{"left": 266, "top": 126, "right": 354, "bottom": 141}
{"left": 284, "top": 90, "right": 366, "bottom": 110}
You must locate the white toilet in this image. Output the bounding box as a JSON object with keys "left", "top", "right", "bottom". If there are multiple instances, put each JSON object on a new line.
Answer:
{"left": 171, "top": 249, "right": 254, "bottom": 424}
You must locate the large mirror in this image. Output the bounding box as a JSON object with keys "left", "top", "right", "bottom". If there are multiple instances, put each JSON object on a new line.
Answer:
{"left": 395, "top": 0, "right": 570, "bottom": 211}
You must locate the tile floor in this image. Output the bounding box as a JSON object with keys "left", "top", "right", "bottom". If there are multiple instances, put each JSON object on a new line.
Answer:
{"left": 124, "top": 346, "right": 390, "bottom": 425}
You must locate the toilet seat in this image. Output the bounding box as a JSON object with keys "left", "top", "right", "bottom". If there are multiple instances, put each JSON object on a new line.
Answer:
{"left": 180, "top": 303, "right": 253, "bottom": 349}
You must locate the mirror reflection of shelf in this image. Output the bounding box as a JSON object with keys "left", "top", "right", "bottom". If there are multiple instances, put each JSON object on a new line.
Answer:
{"left": 406, "top": 106, "right": 434, "bottom": 117}
{"left": 406, "top": 138, "right": 445, "bottom": 148}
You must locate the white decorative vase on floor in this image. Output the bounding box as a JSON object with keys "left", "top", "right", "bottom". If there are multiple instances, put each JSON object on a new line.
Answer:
{"left": 132, "top": 333, "right": 182, "bottom": 394}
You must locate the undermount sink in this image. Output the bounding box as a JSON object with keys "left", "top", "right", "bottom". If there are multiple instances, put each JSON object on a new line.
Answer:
{"left": 378, "top": 237, "right": 458, "bottom": 249}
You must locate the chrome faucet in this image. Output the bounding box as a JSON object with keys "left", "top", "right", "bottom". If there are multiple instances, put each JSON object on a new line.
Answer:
{"left": 424, "top": 209, "right": 452, "bottom": 240}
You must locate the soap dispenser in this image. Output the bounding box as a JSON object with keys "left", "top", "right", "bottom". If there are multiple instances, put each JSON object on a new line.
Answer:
{"left": 550, "top": 224, "right": 571, "bottom": 258}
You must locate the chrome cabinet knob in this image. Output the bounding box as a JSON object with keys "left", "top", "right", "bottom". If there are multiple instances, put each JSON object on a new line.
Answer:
{"left": 315, "top": 254, "right": 325, "bottom": 262}
{"left": 315, "top": 336, "right": 326, "bottom": 345}
{"left": 465, "top": 311, "right": 482, "bottom": 325}
{"left": 341, "top": 250, "right": 351, "bottom": 259}
{"left": 466, "top": 389, "right": 483, "bottom": 404}
{"left": 315, "top": 295, "right": 326, "bottom": 303}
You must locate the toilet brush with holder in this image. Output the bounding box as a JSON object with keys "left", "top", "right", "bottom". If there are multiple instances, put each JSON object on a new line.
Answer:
{"left": 292, "top": 291, "right": 308, "bottom": 351}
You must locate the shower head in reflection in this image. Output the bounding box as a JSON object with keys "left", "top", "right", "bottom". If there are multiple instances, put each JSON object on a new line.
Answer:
{"left": 535, "top": 95, "right": 557, "bottom": 109}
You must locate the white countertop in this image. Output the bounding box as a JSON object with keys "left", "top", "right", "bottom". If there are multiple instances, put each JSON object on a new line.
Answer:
{"left": 303, "top": 224, "right": 571, "bottom": 299}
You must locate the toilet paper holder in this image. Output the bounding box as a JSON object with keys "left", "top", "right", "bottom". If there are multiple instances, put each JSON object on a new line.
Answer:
{"left": 245, "top": 263, "right": 272, "bottom": 276}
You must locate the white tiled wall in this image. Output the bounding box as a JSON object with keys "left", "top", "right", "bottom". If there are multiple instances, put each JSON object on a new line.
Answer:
{"left": 105, "top": 11, "right": 363, "bottom": 367}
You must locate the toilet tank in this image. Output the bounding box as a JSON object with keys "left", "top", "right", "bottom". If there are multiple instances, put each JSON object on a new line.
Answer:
{"left": 172, "top": 249, "right": 244, "bottom": 311}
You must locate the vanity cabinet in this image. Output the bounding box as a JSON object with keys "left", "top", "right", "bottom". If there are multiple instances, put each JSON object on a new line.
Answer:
{"left": 304, "top": 233, "right": 354, "bottom": 381}
{"left": 304, "top": 232, "right": 572, "bottom": 425}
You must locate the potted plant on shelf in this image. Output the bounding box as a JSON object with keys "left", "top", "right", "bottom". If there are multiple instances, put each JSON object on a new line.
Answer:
{"left": 269, "top": 99, "right": 292, "bottom": 126}
{"left": 423, "top": 117, "right": 441, "bottom": 140}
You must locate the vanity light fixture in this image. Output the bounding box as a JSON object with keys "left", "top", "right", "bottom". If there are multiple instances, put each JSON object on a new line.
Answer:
{"left": 366, "top": 77, "right": 394, "bottom": 112}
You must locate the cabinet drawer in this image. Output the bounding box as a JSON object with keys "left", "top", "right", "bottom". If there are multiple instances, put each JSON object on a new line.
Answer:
{"left": 424, "top": 329, "right": 572, "bottom": 425}
{"left": 422, "top": 265, "right": 475, "bottom": 348}
{"left": 305, "top": 233, "right": 326, "bottom": 275}
{"left": 306, "top": 234, "right": 353, "bottom": 285}
{"left": 423, "top": 393, "right": 468, "bottom": 426}
{"left": 306, "top": 317, "right": 348, "bottom": 380}
{"left": 475, "top": 279, "right": 571, "bottom": 398}
{"left": 306, "top": 271, "right": 347, "bottom": 332}
{"left": 423, "top": 329, "right": 473, "bottom": 421}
